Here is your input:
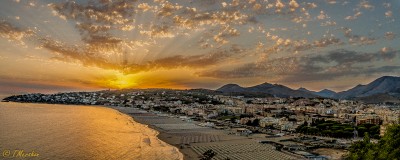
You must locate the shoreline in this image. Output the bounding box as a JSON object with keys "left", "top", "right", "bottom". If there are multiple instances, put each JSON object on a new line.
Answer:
{"left": 108, "top": 106, "right": 304, "bottom": 160}
{"left": 147, "top": 123, "right": 199, "bottom": 160}
{"left": 0, "top": 101, "right": 192, "bottom": 159}
{"left": 109, "top": 106, "right": 198, "bottom": 160}
{"left": 113, "top": 110, "right": 185, "bottom": 160}
{"left": 0, "top": 102, "right": 184, "bottom": 160}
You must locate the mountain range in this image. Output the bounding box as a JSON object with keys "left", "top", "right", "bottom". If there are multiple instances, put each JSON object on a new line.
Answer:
{"left": 216, "top": 76, "right": 400, "bottom": 104}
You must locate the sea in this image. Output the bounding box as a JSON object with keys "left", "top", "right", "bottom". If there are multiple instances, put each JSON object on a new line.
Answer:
{"left": 0, "top": 101, "right": 183, "bottom": 160}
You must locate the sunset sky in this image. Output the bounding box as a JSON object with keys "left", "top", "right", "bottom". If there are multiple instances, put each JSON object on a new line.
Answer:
{"left": 0, "top": 0, "right": 399, "bottom": 94}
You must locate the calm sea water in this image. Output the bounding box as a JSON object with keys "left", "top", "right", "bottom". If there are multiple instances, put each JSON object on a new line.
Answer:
{"left": 0, "top": 102, "right": 183, "bottom": 160}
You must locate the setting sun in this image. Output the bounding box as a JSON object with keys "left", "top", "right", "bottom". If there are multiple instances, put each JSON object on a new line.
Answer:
{"left": 106, "top": 73, "right": 138, "bottom": 89}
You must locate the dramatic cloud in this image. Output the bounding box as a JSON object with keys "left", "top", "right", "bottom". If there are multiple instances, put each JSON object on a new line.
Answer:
{"left": 41, "top": 35, "right": 245, "bottom": 74}
{"left": 358, "top": 0, "right": 374, "bottom": 10}
{"left": 200, "top": 49, "right": 400, "bottom": 82}
{"left": 385, "top": 32, "right": 396, "bottom": 40}
{"left": 341, "top": 27, "right": 376, "bottom": 45}
{"left": 0, "top": 21, "right": 34, "bottom": 45}
{"left": 0, "top": 0, "right": 399, "bottom": 90}
{"left": 345, "top": 11, "right": 362, "bottom": 20}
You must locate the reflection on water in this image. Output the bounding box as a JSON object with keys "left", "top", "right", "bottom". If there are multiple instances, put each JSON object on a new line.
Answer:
{"left": 0, "top": 102, "right": 183, "bottom": 160}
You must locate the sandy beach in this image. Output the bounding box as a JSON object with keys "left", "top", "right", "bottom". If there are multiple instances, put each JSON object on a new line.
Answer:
{"left": 111, "top": 107, "right": 301, "bottom": 160}
{"left": 110, "top": 106, "right": 207, "bottom": 159}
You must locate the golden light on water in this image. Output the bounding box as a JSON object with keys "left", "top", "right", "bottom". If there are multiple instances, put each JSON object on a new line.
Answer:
{"left": 0, "top": 103, "right": 183, "bottom": 159}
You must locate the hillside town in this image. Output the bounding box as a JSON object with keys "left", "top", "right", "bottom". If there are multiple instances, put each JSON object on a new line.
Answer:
{"left": 3, "top": 89, "right": 400, "bottom": 159}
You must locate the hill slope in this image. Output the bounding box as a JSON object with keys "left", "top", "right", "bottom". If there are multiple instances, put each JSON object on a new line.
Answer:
{"left": 336, "top": 76, "right": 400, "bottom": 99}
{"left": 217, "top": 83, "right": 317, "bottom": 98}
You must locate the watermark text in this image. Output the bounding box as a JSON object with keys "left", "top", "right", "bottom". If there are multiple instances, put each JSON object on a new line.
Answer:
{"left": 2, "top": 149, "right": 39, "bottom": 158}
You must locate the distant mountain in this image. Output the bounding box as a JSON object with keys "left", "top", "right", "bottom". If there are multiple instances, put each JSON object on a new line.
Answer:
{"left": 316, "top": 89, "right": 337, "bottom": 98}
{"left": 216, "top": 84, "right": 246, "bottom": 93}
{"left": 335, "top": 76, "right": 400, "bottom": 99}
{"left": 354, "top": 93, "right": 400, "bottom": 104}
{"left": 297, "top": 87, "right": 311, "bottom": 92}
{"left": 216, "top": 76, "right": 400, "bottom": 103}
{"left": 217, "top": 83, "right": 316, "bottom": 98}
{"left": 296, "top": 88, "right": 336, "bottom": 98}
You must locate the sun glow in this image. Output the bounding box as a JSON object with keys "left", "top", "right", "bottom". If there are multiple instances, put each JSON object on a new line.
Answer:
{"left": 107, "top": 73, "right": 138, "bottom": 89}
{"left": 94, "top": 68, "right": 213, "bottom": 90}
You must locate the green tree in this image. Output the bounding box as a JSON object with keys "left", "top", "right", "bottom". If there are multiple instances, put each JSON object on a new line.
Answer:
{"left": 303, "top": 120, "right": 308, "bottom": 126}
{"left": 245, "top": 120, "right": 252, "bottom": 126}
{"left": 230, "top": 117, "right": 237, "bottom": 123}
{"left": 346, "top": 133, "right": 376, "bottom": 160}
{"left": 252, "top": 119, "right": 260, "bottom": 126}
{"left": 201, "top": 149, "right": 217, "bottom": 160}
{"left": 346, "top": 123, "right": 400, "bottom": 160}
{"left": 375, "top": 123, "right": 400, "bottom": 159}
